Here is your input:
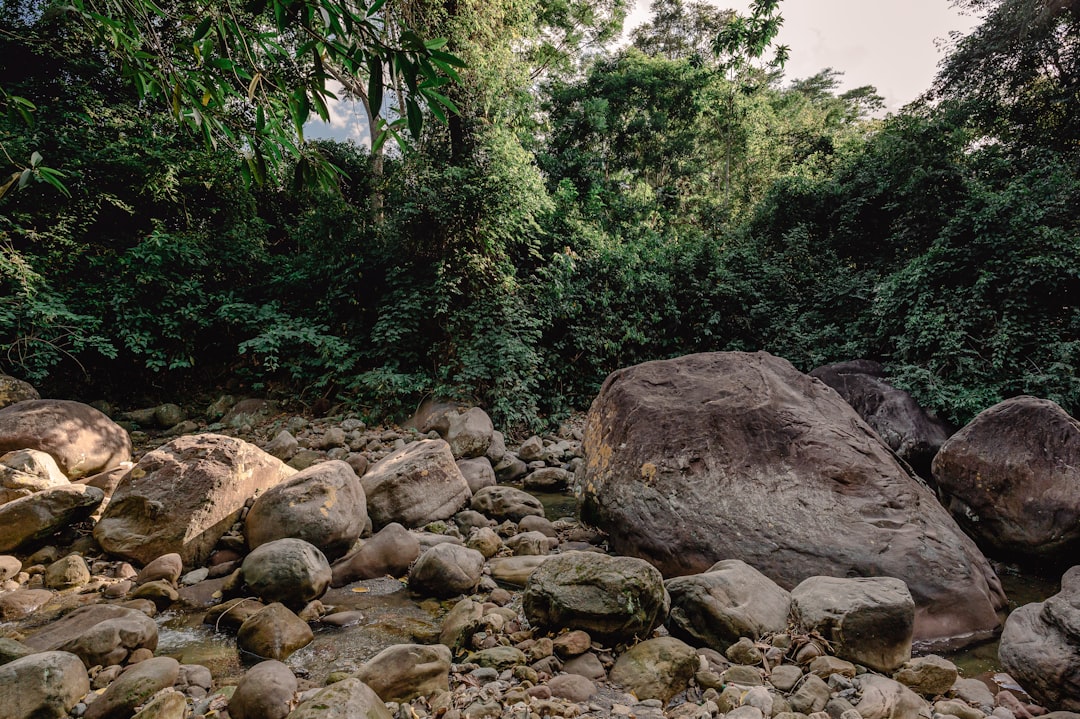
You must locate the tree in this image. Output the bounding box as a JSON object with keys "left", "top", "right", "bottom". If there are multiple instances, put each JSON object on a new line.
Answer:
{"left": 0, "top": 0, "right": 463, "bottom": 191}
{"left": 630, "top": 0, "right": 733, "bottom": 63}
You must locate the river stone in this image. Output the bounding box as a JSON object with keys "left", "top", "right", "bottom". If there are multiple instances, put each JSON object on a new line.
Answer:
{"left": 246, "top": 459, "right": 367, "bottom": 559}
{"left": 665, "top": 559, "right": 791, "bottom": 653}
{"left": 229, "top": 660, "right": 297, "bottom": 719}
{"left": 470, "top": 485, "right": 544, "bottom": 522}
{"left": 237, "top": 602, "right": 314, "bottom": 660}
{"left": 44, "top": 553, "right": 91, "bottom": 589}
{"left": 523, "top": 551, "right": 669, "bottom": 643}
{"left": 506, "top": 530, "right": 557, "bottom": 556}
{"left": 893, "top": 654, "right": 958, "bottom": 697}
{"left": 489, "top": 555, "right": 551, "bottom": 587}
{"left": 0, "top": 399, "right": 132, "bottom": 479}
{"left": 263, "top": 430, "right": 299, "bottom": 461}
{"left": 84, "top": 656, "right": 180, "bottom": 719}
{"left": 440, "top": 597, "right": 486, "bottom": 652}
{"left": 408, "top": 543, "right": 485, "bottom": 598}
{"left": 457, "top": 456, "right": 497, "bottom": 494}
{"left": 0, "top": 650, "right": 89, "bottom": 719}
{"left": 791, "top": 575, "right": 914, "bottom": 673}
{"left": 330, "top": 522, "right": 420, "bottom": 586}
{"left": 809, "top": 360, "right": 952, "bottom": 478}
{"left": 0, "top": 553, "right": 21, "bottom": 580}
{"left": 471, "top": 645, "right": 527, "bottom": 670}
{"left": 0, "top": 484, "right": 104, "bottom": 552}
{"left": 0, "top": 636, "right": 34, "bottom": 664}
{"left": 130, "top": 689, "right": 187, "bottom": 719}
{"left": 855, "top": 674, "right": 931, "bottom": 719}
{"left": 610, "top": 636, "right": 698, "bottom": 704}
{"left": 0, "top": 448, "right": 69, "bottom": 504}
{"left": 442, "top": 407, "right": 494, "bottom": 459}
{"left": 0, "top": 588, "right": 55, "bottom": 620}
{"left": 290, "top": 678, "right": 392, "bottom": 719}
{"left": 0, "top": 374, "right": 39, "bottom": 408}
{"left": 241, "top": 537, "right": 331, "bottom": 608}
{"left": 361, "top": 439, "right": 471, "bottom": 529}
{"left": 999, "top": 565, "right": 1080, "bottom": 710}
{"left": 221, "top": 398, "right": 278, "bottom": 429}
{"left": 580, "top": 351, "right": 1005, "bottom": 647}
{"left": 548, "top": 673, "right": 597, "bottom": 702}
{"left": 23, "top": 604, "right": 159, "bottom": 667}
{"left": 933, "top": 396, "right": 1080, "bottom": 562}
{"left": 494, "top": 454, "right": 528, "bottom": 482}
{"left": 524, "top": 467, "right": 572, "bottom": 492}
{"left": 355, "top": 643, "right": 452, "bottom": 703}
{"left": 95, "top": 434, "right": 295, "bottom": 566}
{"left": 136, "top": 553, "right": 183, "bottom": 586}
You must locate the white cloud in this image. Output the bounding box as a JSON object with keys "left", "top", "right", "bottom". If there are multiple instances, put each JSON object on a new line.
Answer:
{"left": 305, "top": 81, "right": 373, "bottom": 145}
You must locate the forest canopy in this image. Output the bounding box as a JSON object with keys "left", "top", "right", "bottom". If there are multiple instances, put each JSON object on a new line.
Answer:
{"left": 1, "top": 0, "right": 1077, "bottom": 430}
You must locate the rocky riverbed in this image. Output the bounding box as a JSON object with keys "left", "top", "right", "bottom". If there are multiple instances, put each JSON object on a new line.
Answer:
{"left": 1, "top": 353, "right": 1079, "bottom": 719}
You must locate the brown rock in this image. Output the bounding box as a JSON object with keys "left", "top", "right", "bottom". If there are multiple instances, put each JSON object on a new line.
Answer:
{"left": 290, "top": 678, "right": 392, "bottom": 719}
{"left": 330, "top": 522, "right": 420, "bottom": 586}
{"left": 94, "top": 434, "right": 295, "bottom": 566}
{"left": 0, "top": 399, "right": 131, "bottom": 479}
{"left": 229, "top": 660, "right": 297, "bottom": 719}
{"left": 237, "top": 602, "right": 313, "bottom": 660}
{"left": 580, "top": 351, "right": 1005, "bottom": 647}
{"left": 84, "top": 656, "right": 179, "bottom": 719}
{"left": 361, "top": 439, "right": 472, "bottom": 530}
{"left": 0, "top": 374, "right": 39, "bottom": 409}
{"left": 0, "top": 588, "right": 55, "bottom": 621}
{"left": 355, "top": 643, "right": 452, "bottom": 703}
{"left": 933, "top": 396, "right": 1080, "bottom": 561}
{"left": 23, "top": 604, "right": 158, "bottom": 667}
{"left": 0, "top": 650, "right": 89, "bottom": 719}
{"left": 0, "top": 484, "right": 104, "bottom": 552}
{"left": 0, "top": 448, "right": 69, "bottom": 504}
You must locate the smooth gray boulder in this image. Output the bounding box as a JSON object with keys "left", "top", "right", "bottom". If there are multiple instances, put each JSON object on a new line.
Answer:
{"left": 665, "top": 559, "right": 791, "bottom": 653}
{"left": 470, "top": 485, "right": 544, "bottom": 522}
{"left": 290, "top": 678, "right": 392, "bottom": 719}
{"left": 408, "top": 543, "right": 485, "bottom": 598}
{"left": 355, "top": 643, "right": 452, "bottom": 703}
{"left": 610, "top": 636, "right": 697, "bottom": 704}
{"left": 241, "top": 537, "right": 332, "bottom": 608}
{"left": 523, "top": 551, "right": 669, "bottom": 643}
{"left": 0, "top": 650, "right": 89, "bottom": 719}
{"left": 229, "top": 660, "right": 297, "bottom": 719}
{"left": 361, "top": 439, "right": 471, "bottom": 529}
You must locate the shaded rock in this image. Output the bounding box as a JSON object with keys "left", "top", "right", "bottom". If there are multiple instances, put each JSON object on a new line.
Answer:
{"left": 263, "top": 430, "right": 299, "bottom": 461}
{"left": 44, "top": 553, "right": 91, "bottom": 590}
{"left": 0, "top": 636, "right": 34, "bottom": 664}
{"left": 0, "top": 374, "right": 39, "bottom": 408}
{"left": 229, "top": 660, "right": 297, "bottom": 719}
{"left": 789, "top": 673, "right": 831, "bottom": 713}
{"left": 506, "top": 530, "right": 557, "bottom": 556}
{"left": 471, "top": 645, "right": 527, "bottom": 670}
{"left": 791, "top": 575, "right": 914, "bottom": 673}
{"left": 84, "top": 656, "right": 180, "bottom": 719}
{"left": 95, "top": 434, "right": 295, "bottom": 566}
{"left": 241, "top": 538, "right": 331, "bottom": 608}
{"left": 523, "top": 551, "right": 669, "bottom": 643}
{"left": 290, "top": 678, "right": 392, "bottom": 719}
{"left": 331, "top": 522, "right": 420, "bottom": 586}
{"left": 0, "top": 553, "right": 21, "bottom": 580}
{"left": 136, "top": 553, "right": 183, "bottom": 586}
{"left": 221, "top": 398, "right": 278, "bottom": 429}
{"left": 0, "top": 448, "right": 69, "bottom": 504}
{"left": 408, "top": 543, "right": 484, "bottom": 597}
{"left": 553, "top": 630, "right": 592, "bottom": 658}
{"left": 493, "top": 454, "right": 528, "bottom": 482}
{"left": 810, "top": 360, "right": 952, "bottom": 477}
{"left": 0, "top": 650, "right": 89, "bottom": 719}
{"left": 355, "top": 643, "right": 452, "bottom": 703}
{"left": 24, "top": 604, "right": 158, "bottom": 667}
{"left": 933, "top": 396, "right": 1080, "bottom": 562}
{"left": 444, "top": 407, "right": 494, "bottom": 459}
{"left": 246, "top": 460, "right": 366, "bottom": 559}
{"left": 0, "top": 588, "right": 55, "bottom": 620}
{"left": 466, "top": 525, "right": 503, "bottom": 558}
{"left": 855, "top": 674, "right": 931, "bottom": 719}
{"left": 237, "top": 602, "right": 314, "bottom": 660}
{"left": 549, "top": 673, "right": 596, "bottom": 702}
{"left": 75, "top": 466, "right": 128, "bottom": 506}
{"left": 489, "top": 555, "right": 551, "bottom": 587}
{"left": 439, "top": 597, "right": 485, "bottom": 652}
{"left": 0, "top": 484, "right": 103, "bottom": 552}
{"left": 893, "top": 654, "right": 958, "bottom": 697}
{"left": 130, "top": 580, "right": 180, "bottom": 609}
{"left": 457, "top": 457, "right": 497, "bottom": 494}
{"left": 518, "top": 436, "right": 544, "bottom": 462}
{"left": 563, "top": 652, "right": 606, "bottom": 680}
{"left": 665, "top": 559, "right": 790, "bottom": 653}
{"left": 361, "top": 439, "right": 471, "bottom": 530}
{"left": 203, "top": 597, "right": 266, "bottom": 632}
{"left": 610, "top": 636, "right": 698, "bottom": 704}
{"left": 999, "top": 565, "right": 1080, "bottom": 710}
{"left": 580, "top": 351, "right": 1005, "bottom": 647}
{"left": 524, "top": 467, "right": 572, "bottom": 492}
{"left": 154, "top": 403, "right": 185, "bottom": 429}
{"left": 519, "top": 515, "right": 557, "bottom": 537}
{"left": 0, "top": 399, "right": 132, "bottom": 479}
{"left": 471, "top": 485, "right": 544, "bottom": 522}
{"left": 486, "top": 431, "right": 507, "bottom": 464}
{"left": 130, "top": 689, "right": 188, "bottom": 719}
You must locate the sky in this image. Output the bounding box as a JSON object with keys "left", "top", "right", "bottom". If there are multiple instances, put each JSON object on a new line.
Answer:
{"left": 627, "top": 0, "right": 982, "bottom": 112}
{"left": 307, "top": 0, "right": 983, "bottom": 142}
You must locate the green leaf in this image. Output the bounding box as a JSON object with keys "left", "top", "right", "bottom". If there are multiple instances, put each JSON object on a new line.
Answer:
{"left": 17, "top": 168, "right": 32, "bottom": 189}
{"left": 30, "top": 151, "right": 43, "bottom": 167}
{"left": 406, "top": 97, "right": 422, "bottom": 138}
{"left": 367, "top": 56, "right": 383, "bottom": 119}
{"left": 193, "top": 16, "right": 213, "bottom": 41}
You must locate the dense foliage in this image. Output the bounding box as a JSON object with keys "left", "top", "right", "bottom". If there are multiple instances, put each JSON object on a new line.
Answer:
{"left": 2, "top": 0, "right": 1077, "bottom": 431}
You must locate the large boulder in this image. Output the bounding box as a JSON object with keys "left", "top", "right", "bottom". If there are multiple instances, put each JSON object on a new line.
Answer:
{"left": 579, "top": 351, "right": 1005, "bottom": 647}
{"left": 355, "top": 643, "right": 452, "bottom": 703}
{"left": 0, "top": 484, "right": 103, "bottom": 552}
{"left": 665, "top": 559, "right": 791, "bottom": 653}
{"left": 609, "top": 636, "right": 698, "bottom": 704}
{"left": 241, "top": 538, "right": 332, "bottom": 608}
{"left": 790, "top": 575, "right": 915, "bottom": 673}
{"left": 443, "top": 407, "right": 494, "bottom": 459}
{"left": 229, "top": 660, "right": 297, "bottom": 719}
{"left": 999, "top": 565, "right": 1080, "bottom": 710}
{"left": 0, "top": 374, "right": 39, "bottom": 408}
{"left": 0, "top": 399, "right": 131, "bottom": 478}
{"left": 361, "top": 439, "right": 471, "bottom": 530}
{"left": 83, "top": 656, "right": 180, "bottom": 719}
{"left": 289, "top": 678, "right": 392, "bottom": 719}
{"left": 237, "top": 602, "right": 314, "bottom": 660}
{"left": 94, "top": 434, "right": 295, "bottom": 566}
{"left": 0, "top": 449, "right": 69, "bottom": 504}
{"left": 932, "top": 396, "right": 1080, "bottom": 562}
{"left": 810, "top": 360, "right": 952, "bottom": 477}
{"left": 0, "top": 651, "right": 89, "bottom": 719}
{"left": 331, "top": 522, "right": 420, "bottom": 586}
{"left": 523, "top": 551, "right": 669, "bottom": 644}
{"left": 23, "top": 604, "right": 158, "bottom": 667}
{"left": 408, "top": 543, "right": 485, "bottom": 598}
{"left": 470, "top": 485, "right": 544, "bottom": 522}
{"left": 246, "top": 459, "right": 367, "bottom": 559}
